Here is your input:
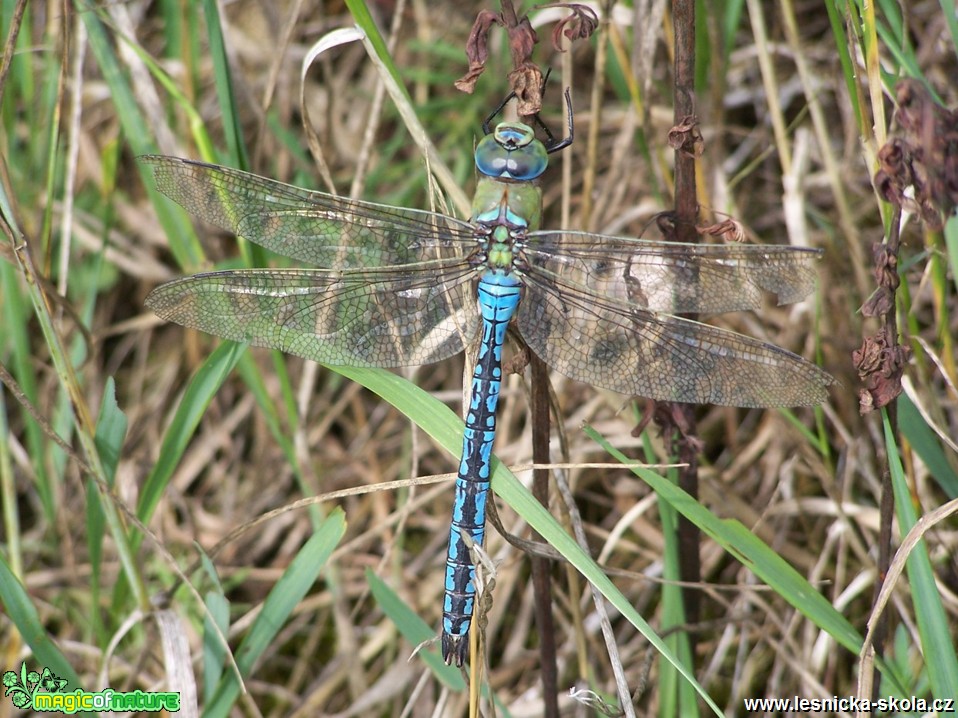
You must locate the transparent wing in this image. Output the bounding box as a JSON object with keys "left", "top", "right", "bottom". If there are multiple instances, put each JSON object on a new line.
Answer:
{"left": 522, "top": 231, "right": 823, "bottom": 314}
{"left": 146, "top": 267, "right": 480, "bottom": 367}
{"left": 516, "top": 280, "right": 834, "bottom": 407}
{"left": 140, "top": 155, "right": 478, "bottom": 268}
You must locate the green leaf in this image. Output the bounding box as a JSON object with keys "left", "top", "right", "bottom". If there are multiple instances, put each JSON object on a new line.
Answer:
{"left": 885, "top": 411, "right": 958, "bottom": 698}
{"left": 898, "top": 394, "right": 958, "bottom": 498}
{"left": 0, "top": 558, "right": 91, "bottom": 714}
{"left": 587, "top": 425, "right": 913, "bottom": 697}
{"left": 136, "top": 341, "right": 246, "bottom": 528}
{"left": 202, "top": 510, "right": 346, "bottom": 718}
{"left": 366, "top": 570, "right": 465, "bottom": 690}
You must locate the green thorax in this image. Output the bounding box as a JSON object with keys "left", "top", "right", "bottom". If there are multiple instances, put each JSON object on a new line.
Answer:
{"left": 471, "top": 176, "right": 542, "bottom": 232}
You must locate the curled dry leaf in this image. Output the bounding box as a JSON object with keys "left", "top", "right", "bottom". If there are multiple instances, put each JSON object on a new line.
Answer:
{"left": 631, "top": 399, "right": 705, "bottom": 453}
{"left": 870, "top": 243, "right": 900, "bottom": 292}
{"left": 455, "top": 10, "right": 501, "bottom": 94}
{"left": 697, "top": 219, "right": 746, "bottom": 243}
{"left": 455, "top": 3, "right": 597, "bottom": 114}
{"left": 507, "top": 14, "right": 538, "bottom": 67}
{"left": 861, "top": 287, "right": 894, "bottom": 318}
{"left": 654, "top": 211, "right": 679, "bottom": 241}
{"left": 668, "top": 115, "right": 704, "bottom": 157}
{"left": 860, "top": 243, "right": 900, "bottom": 318}
{"left": 509, "top": 63, "right": 545, "bottom": 118}
{"left": 545, "top": 3, "right": 599, "bottom": 50}
{"left": 873, "top": 79, "right": 958, "bottom": 229}
{"left": 853, "top": 326, "right": 912, "bottom": 413}
{"left": 455, "top": 9, "right": 540, "bottom": 111}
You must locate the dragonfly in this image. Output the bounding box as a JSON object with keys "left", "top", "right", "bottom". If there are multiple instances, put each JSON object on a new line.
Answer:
{"left": 143, "top": 104, "right": 834, "bottom": 666}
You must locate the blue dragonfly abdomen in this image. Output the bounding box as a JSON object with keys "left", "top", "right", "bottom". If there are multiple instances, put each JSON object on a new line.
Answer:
{"left": 442, "top": 271, "right": 520, "bottom": 663}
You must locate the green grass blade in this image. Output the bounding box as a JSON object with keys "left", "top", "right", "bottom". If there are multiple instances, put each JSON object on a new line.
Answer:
{"left": 136, "top": 342, "right": 246, "bottom": 529}
{"left": 234, "top": 354, "right": 302, "bottom": 491}
{"left": 824, "top": 0, "right": 864, "bottom": 134}
{"left": 0, "top": 557, "right": 89, "bottom": 711}
{"left": 587, "top": 425, "right": 916, "bottom": 696}
{"left": 202, "top": 509, "right": 346, "bottom": 718}
{"left": 201, "top": 583, "right": 230, "bottom": 703}
{"left": 938, "top": 0, "right": 958, "bottom": 55}
{"left": 884, "top": 410, "right": 958, "bottom": 698}
{"left": 0, "top": 391, "right": 19, "bottom": 580}
{"left": 87, "top": 378, "right": 128, "bottom": 644}
{"left": 344, "top": 0, "right": 406, "bottom": 93}
{"left": 898, "top": 394, "right": 958, "bottom": 498}
{"left": 366, "top": 570, "right": 465, "bottom": 690}
{"left": 200, "top": 0, "right": 248, "bottom": 169}
{"left": 657, "top": 482, "right": 698, "bottom": 717}
{"left": 946, "top": 214, "right": 958, "bottom": 296}
{"left": 874, "top": 0, "right": 923, "bottom": 83}
{"left": 94, "top": 377, "right": 128, "bottom": 482}
{"left": 0, "top": 260, "right": 53, "bottom": 520}
{"left": 80, "top": 3, "right": 205, "bottom": 267}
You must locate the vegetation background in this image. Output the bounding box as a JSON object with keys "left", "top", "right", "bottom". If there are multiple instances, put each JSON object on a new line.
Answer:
{"left": 1, "top": 0, "right": 957, "bottom": 715}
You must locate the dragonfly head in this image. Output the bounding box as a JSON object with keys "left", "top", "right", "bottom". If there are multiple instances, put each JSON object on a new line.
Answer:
{"left": 475, "top": 122, "right": 548, "bottom": 181}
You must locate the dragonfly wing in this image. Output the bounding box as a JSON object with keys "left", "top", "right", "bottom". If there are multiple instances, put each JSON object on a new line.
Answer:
{"left": 522, "top": 231, "right": 823, "bottom": 314}
{"left": 516, "top": 283, "right": 834, "bottom": 407}
{"left": 146, "top": 267, "right": 479, "bottom": 367}
{"left": 140, "top": 155, "right": 478, "bottom": 268}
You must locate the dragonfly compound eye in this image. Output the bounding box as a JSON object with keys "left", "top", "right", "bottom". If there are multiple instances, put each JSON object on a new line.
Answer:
{"left": 475, "top": 123, "right": 548, "bottom": 181}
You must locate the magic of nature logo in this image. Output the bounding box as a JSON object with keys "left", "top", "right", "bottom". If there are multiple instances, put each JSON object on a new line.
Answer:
{"left": 3, "top": 664, "right": 180, "bottom": 713}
